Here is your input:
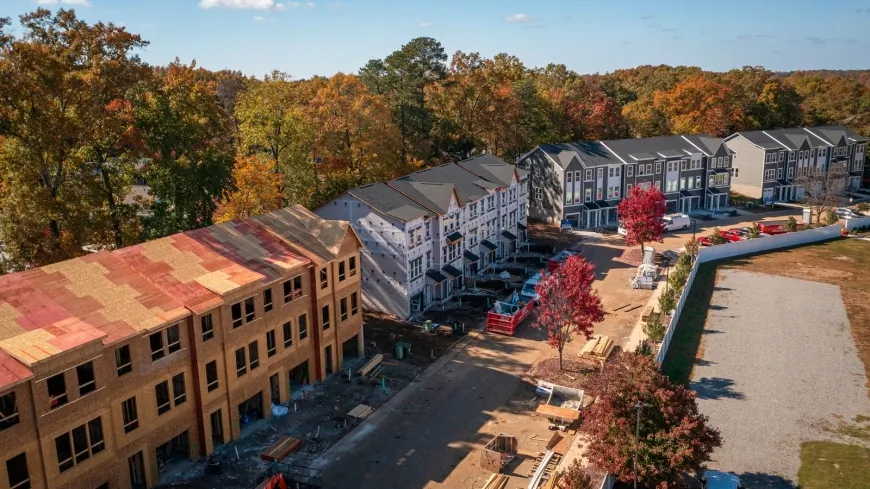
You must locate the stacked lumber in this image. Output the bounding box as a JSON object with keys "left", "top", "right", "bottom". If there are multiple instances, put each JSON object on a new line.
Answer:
{"left": 357, "top": 354, "right": 383, "bottom": 376}
{"left": 347, "top": 404, "right": 373, "bottom": 419}
{"left": 259, "top": 436, "right": 301, "bottom": 462}
{"left": 482, "top": 473, "right": 509, "bottom": 489}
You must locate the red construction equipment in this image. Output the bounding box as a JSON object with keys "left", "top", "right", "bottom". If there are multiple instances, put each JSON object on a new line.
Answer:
{"left": 486, "top": 292, "right": 534, "bottom": 336}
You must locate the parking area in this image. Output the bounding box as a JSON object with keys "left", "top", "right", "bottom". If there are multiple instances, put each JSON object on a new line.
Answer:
{"left": 691, "top": 268, "right": 870, "bottom": 488}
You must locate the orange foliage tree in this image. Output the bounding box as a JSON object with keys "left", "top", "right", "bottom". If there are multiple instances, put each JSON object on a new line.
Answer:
{"left": 654, "top": 74, "right": 744, "bottom": 136}
{"left": 214, "top": 156, "right": 282, "bottom": 223}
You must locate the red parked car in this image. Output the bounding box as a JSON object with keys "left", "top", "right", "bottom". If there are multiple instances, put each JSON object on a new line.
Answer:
{"left": 718, "top": 230, "right": 744, "bottom": 242}
{"left": 698, "top": 236, "right": 713, "bottom": 246}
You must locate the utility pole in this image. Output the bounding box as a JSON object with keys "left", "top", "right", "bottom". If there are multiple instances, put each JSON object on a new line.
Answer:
{"left": 633, "top": 402, "right": 650, "bottom": 489}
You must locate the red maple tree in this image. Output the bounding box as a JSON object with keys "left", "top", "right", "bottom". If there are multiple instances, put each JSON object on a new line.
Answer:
{"left": 582, "top": 352, "right": 721, "bottom": 488}
{"left": 534, "top": 254, "right": 604, "bottom": 369}
{"left": 617, "top": 185, "right": 667, "bottom": 253}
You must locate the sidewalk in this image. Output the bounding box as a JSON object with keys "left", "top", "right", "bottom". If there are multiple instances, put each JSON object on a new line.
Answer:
{"left": 622, "top": 282, "right": 666, "bottom": 352}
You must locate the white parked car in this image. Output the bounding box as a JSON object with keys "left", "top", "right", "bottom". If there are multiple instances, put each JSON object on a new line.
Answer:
{"left": 835, "top": 207, "right": 862, "bottom": 219}
{"left": 701, "top": 470, "right": 744, "bottom": 489}
{"left": 520, "top": 272, "right": 542, "bottom": 304}
{"left": 618, "top": 213, "right": 691, "bottom": 235}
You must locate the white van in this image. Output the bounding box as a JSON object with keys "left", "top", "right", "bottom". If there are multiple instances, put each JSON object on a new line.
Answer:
{"left": 662, "top": 213, "right": 691, "bottom": 232}
{"left": 520, "top": 272, "right": 542, "bottom": 304}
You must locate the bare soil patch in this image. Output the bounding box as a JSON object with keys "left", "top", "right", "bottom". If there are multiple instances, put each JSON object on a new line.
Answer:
{"left": 527, "top": 357, "right": 599, "bottom": 390}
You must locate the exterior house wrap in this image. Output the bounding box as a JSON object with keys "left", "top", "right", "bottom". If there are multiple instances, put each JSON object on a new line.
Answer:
{"left": 0, "top": 205, "right": 362, "bottom": 489}
{"left": 316, "top": 154, "right": 529, "bottom": 320}
{"left": 518, "top": 135, "right": 733, "bottom": 227}
{"left": 724, "top": 125, "right": 867, "bottom": 201}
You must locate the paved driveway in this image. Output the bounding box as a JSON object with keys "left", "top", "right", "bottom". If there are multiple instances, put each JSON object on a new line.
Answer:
{"left": 692, "top": 269, "right": 870, "bottom": 488}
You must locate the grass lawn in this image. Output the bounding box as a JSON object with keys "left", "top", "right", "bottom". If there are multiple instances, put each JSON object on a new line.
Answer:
{"left": 661, "top": 238, "right": 870, "bottom": 390}
{"left": 798, "top": 442, "right": 870, "bottom": 489}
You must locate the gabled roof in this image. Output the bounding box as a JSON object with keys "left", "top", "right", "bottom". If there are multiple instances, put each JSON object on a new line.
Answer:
{"left": 346, "top": 182, "right": 433, "bottom": 223}
{"left": 728, "top": 130, "right": 784, "bottom": 149}
{"left": 601, "top": 135, "right": 711, "bottom": 162}
{"left": 456, "top": 154, "right": 523, "bottom": 187}
{"left": 681, "top": 135, "right": 725, "bottom": 156}
{"left": 388, "top": 178, "right": 458, "bottom": 215}
{"left": 805, "top": 125, "right": 868, "bottom": 144}
{"left": 538, "top": 141, "right": 622, "bottom": 168}
{"left": 253, "top": 206, "right": 361, "bottom": 265}
{"left": 404, "top": 163, "right": 490, "bottom": 203}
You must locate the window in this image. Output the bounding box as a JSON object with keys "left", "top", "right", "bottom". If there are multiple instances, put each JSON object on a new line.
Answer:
{"left": 573, "top": 171, "right": 580, "bottom": 183}
{"left": 789, "top": 151, "right": 795, "bottom": 161}
{"left": 723, "top": 156, "right": 729, "bottom": 166}
{"left": 0, "top": 393, "right": 19, "bottom": 430}
{"left": 679, "top": 177, "right": 686, "bottom": 190}
{"left": 655, "top": 161, "right": 662, "bottom": 174}
{"left": 731, "top": 168, "right": 739, "bottom": 178}
{"left": 115, "top": 345, "right": 132, "bottom": 376}
{"left": 172, "top": 373, "right": 186, "bottom": 406}
{"left": 695, "top": 176, "right": 701, "bottom": 188}
{"left": 150, "top": 331, "right": 164, "bottom": 360}
{"left": 121, "top": 397, "right": 138, "bottom": 433}
{"left": 6, "top": 452, "right": 29, "bottom": 489}
{"left": 47, "top": 373, "right": 67, "bottom": 410}
{"left": 646, "top": 163, "right": 652, "bottom": 175}
{"left": 201, "top": 314, "right": 214, "bottom": 342}
{"left": 810, "top": 148, "right": 815, "bottom": 158}
{"left": 155, "top": 381, "right": 171, "bottom": 415}
{"left": 566, "top": 171, "right": 573, "bottom": 183}
{"left": 166, "top": 324, "right": 180, "bottom": 353}
{"left": 585, "top": 169, "right": 593, "bottom": 181}
{"left": 626, "top": 165, "right": 634, "bottom": 177}
{"left": 778, "top": 168, "right": 783, "bottom": 179}
{"left": 565, "top": 192, "right": 572, "bottom": 205}
{"left": 409, "top": 257, "right": 422, "bottom": 280}
{"left": 283, "top": 276, "right": 303, "bottom": 303}
{"left": 244, "top": 297, "right": 255, "bottom": 323}
{"left": 820, "top": 147, "right": 827, "bottom": 158}
{"left": 263, "top": 289, "right": 273, "bottom": 312}
{"left": 596, "top": 186, "right": 603, "bottom": 200}
{"left": 206, "top": 361, "right": 219, "bottom": 392}
{"left": 764, "top": 169, "right": 776, "bottom": 181}
{"left": 235, "top": 348, "right": 247, "bottom": 377}
{"left": 337, "top": 260, "right": 346, "bottom": 282}
{"left": 55, "top": 417, "right": 104, "bottom": 473}
{"left": 779, "top": 151, "right": 784, "bottom": 162}
{"left": 534, "top": 187, "right": 542, "bottom": 201}
{"left": 231, "top": 302, "right": 243, "bottom": 328}
{"left": 320, "top": 267, "right": 328, "bottom": 289}
{"left": 680, "top": 159, "right": 687, "bottom": 171}
{"left": 626, "top": 183, "right": 633, "bottom": 193}
{"left": 349, "top": 256, "right": 357, "bottom": 276}
{"left": 76, "top": 362, "right": 96, "bottom": 396}
{"left": 248, "top": 341, "right": 259, "bottom": 370}
{"left": 584, "top": 188, "right": 592, "bottom": 202}
{"left": 266, "top": 330, "right": 276, "bottom": 357}
{"left": 340, "top": 297, "right": 348, "bottom": 321}
{"left": 425, "top": 250, "right": 431, "bottom": 269}
{"left": 351, "top": 292, "right": 359, "bottom": 316}
{"left": 299, "top": 314, "right": 308, "bottom": 340}
{"left": 283, "top": 321, "right": 293, "bottom": 348}
{"left": 321, "top": 305, "right": 330, "bottom": 330}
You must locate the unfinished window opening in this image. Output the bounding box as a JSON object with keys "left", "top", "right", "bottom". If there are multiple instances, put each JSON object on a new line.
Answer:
{"left": 266, "top": 330, "right": 276, "bottom": 357}
{"left": 155, "top": 381, "right": 171, "bottom": 416}
{"left": 248, "top": 341, "right": 259, "bottom": 370}
{"left": 338, "top": 261, "right": 346, "bottom": 281}
{"left": 263, "top": 289, "right": 273, "bottom": 312}
{"left": 5, "top": 452, "right": 29, "bottom": 489}
{"left": 299, "top": 314, "right": 308, "bottom": 340}
{"left": 351, "top": 292, "right": 359, "bottom": 316}
{"left": 244, "top": 297, "right": 255, "bottom": 323}
{"left": 122, "top": 397, "right": 139, "bottom": 433}
{"left": 115, "top": 344, "right": 132, "bottom": 376}
{"left": 231, "top": 302, "right": 243, "bottom": 328}
{"left": 206, "top": 361, "right": 219, "bottom": 392}
{"left": 289, "top": 360, "right": 309, "bottom": 393}
{"left": 340, "top": 297, "right": 348, "bottom": 322}
{"left": 201, "top": 314, "right": 214, "bottom": 342}
{"left": 282, "top": 321, "right": 293, "bottom": 348}
{"left": 166, "top": 324, "right": 181, "bottom": 353}
{"left": 320, "top": 267, "right": 328, "bottom": 289}
{"left": 76, "top": 361, "right": 96, "bottom": 396}
{"left": 149, "top": 331, "right": 165, "bottom": 361}
{"left": 55, "top": 417, "right": 103, "bottom": 473}
{"left": 0, "top": 392, "right": 20, "bottom": 430}
{"left": 321, "top": 305, "right": 330, "bottom": 330}
{"left": 284, "top": 275, "right": 303, "bottom": 303}
{"left": 349, "top": 256, "right": 357, "bottom": 276}
{"left": 235, "top": 348, "right": 246, "bottom": 377}
{"left": 47, "top": 373, "right": 67, "bottom": 410}
{"left": 172, "top": 373, "right": 186, "bottom": 406}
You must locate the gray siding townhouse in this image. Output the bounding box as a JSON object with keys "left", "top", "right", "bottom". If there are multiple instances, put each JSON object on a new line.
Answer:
{"left": 724, "top": 125, "right": 867, "bottom": 201}
{"left": 315, "top": 155, "right": 528, "bottom": 319}
{"left": 517, "top": 135, "right": 732, "bottom": 228}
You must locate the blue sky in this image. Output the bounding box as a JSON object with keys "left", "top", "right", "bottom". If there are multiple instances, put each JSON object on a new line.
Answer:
{"left": 3, "top": 0, "right": 870, "bottom": 79}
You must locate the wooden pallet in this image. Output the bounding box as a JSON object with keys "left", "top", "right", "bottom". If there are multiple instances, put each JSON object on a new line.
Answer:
{"left": 260, "top": 436, "right": 301, "bottom": 462}
{"left": 482, "top": 473, "right": 509, "bottom": 489}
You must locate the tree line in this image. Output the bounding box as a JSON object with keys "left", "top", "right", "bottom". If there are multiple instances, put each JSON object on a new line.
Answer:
{"left": 2, "top": 8, "right": 869, "bottom": 272}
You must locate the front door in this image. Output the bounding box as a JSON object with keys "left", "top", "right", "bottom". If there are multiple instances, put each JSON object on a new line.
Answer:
{"left": 324, "top": 346, "right": 333, "bottom": 376}
{"left": 269, "top": 373, "right": 280, "bottom": 405}
{"left": 129, "top": 451, "right": 146, "bottom": 489}
{"left": 210, "top": 409, "right": 224, "bottom": 448}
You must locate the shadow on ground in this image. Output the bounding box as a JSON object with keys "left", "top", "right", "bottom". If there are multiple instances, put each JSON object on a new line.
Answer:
{"left": 692, "top": 376, "right": 745, "bottom": 400}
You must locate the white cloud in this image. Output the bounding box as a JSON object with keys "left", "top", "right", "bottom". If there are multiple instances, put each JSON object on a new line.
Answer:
{"left": 253, "top": 15, "right": 267, "bottom": 21}
{"left": 36, "top": 0, "right": 92, "bottom": 6}
{"left": 326, "top": 1, "right": 340, "bottom": 7}
{"left": 287, "top": 1, "right": 315, "bottom": 8}
{"left": 504, "top": 13, "right": 534, "bottom": 23}
{"left": 198, "top": 0, "right": 279, "bottom": 10}
{"left": 420, "top": 21, "right": 434, "bottom": 28}
{"left": 306, "top": 2, "right": 315, "bottom": 7}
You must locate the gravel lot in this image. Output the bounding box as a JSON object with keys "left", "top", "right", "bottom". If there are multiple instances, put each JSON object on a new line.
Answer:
{"left": 692, "top": 269, "right": 870, "bottom": 488}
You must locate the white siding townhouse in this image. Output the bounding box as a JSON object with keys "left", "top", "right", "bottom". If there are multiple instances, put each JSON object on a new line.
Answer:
{"left": 315, "top": 154, "right": 529, "bottom": 319}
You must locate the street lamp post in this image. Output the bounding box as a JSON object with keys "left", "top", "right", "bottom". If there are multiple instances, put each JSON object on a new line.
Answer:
{"left": 633, "top": 402, "right": 651, "bottom": 489}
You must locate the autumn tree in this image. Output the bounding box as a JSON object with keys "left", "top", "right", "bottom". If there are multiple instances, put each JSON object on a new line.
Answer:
{"left": 654, "top": 74, "right": 744, "bottom": 136}
{"left": 533, "top": 255, "right": 604, "bottom": 369}
{"left": 214, "top": 156, "right": 282, "bottom": 223}
{"left": 132, "top": 60, "right": 236, "bottom": 238}
{"left": 582, "top": 351, "right": 721, "bottom": 488}
{"left": 616, "top": 186, "right": 667, "bottom": 253}
{"left": 556, "top": 460, "right": 595, "bottom": 489}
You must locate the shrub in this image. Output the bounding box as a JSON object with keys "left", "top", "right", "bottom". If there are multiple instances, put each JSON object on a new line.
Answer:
{"left": 708, "top": 227, "right": 727, "bottom": 245}
{"left": 668, "top": 266, "right": 689, "bottom": 291}
{"left": 676, "top": 253, "right": 692, "bottom": 271}
{"left": 823, "top": 210, "right": 839, "bottom": 225}
{"left": 856, "top": 202, "right": 870, "bottom": 214}
{"left": 556, "top": 459, "right": 595, "bottom": 489}
{"left": 747, "top": 224, "right": 761, "bottom": 239}
{"left": 635, "top": 339, "right": 654, "bottom": 356}
{"left": 644, "top": 314, "right": 666, "bottom": 343}
{"left": 785, "top": 216, "right": 798, "bottom": 232}
{"left": 658, "top": 287, "right": 676, "bottom": 313}
{"left": 684, "top": 238, "right": 699, "bottom": 258}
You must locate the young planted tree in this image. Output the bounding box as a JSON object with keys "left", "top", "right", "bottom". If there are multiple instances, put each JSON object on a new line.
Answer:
{"left": 617, "top": 186, "right": 667, "bottom": 254}
{"left": 582, "top": 352, "right": 722, "bottom": 488}
{"left": 793, "top": 162, "right": 848, "bottom": 224}
{"left": 533, "top": 255, "right": 605, "bottom": 369}
{"left": 556, "top": 459, "right": 596, "bottom": 489}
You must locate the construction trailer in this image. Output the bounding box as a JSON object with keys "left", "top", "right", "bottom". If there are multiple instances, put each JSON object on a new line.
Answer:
{"left": 486, "top": 292, "right": 534, "bottom": 335}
